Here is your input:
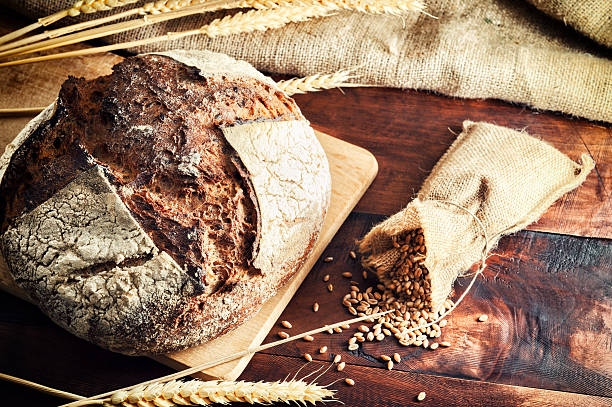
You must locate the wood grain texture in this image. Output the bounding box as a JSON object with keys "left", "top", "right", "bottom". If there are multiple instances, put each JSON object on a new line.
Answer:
{"left": 257, "top": 212, "right": 612, "bottom": 397}
{"left": 289, "top": 87, "right": 612, "bottom": 239}
{"left": 240, "top": 353, "right": 612, "bottom": 407}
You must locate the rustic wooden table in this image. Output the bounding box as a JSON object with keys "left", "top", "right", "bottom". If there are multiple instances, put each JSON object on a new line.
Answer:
{"left": 0, "top": 8, "right": 610, "bottom": 407}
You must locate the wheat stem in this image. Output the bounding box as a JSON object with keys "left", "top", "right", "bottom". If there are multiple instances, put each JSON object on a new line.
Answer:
{"left": 0, "top": 373, "right": 84, "bottom": 401}
{"left": 0, "top": 0, "right": 239, "bottom": 60}
{"left": 59, "top": 310, "right": 392, "bottom": 407}
{"left": 0, "top": 70, "right": 365, "bottom": 117}
{"left": 0, "top": 0, "right": 209, "bottom": 53}
{"left": 0, "top": 4, "right": 337, "bottom": 67}
{"left": 0, "top": 0, "right": 426, "bottom": 59}
{"left": 0, "top": 107, "right": 47, "bottom": 116}
{"left": 0, "top": 1, "right": 139, "bottom": 46}
{"left": 0, "top": 9, "right": 141, "bottom": 53}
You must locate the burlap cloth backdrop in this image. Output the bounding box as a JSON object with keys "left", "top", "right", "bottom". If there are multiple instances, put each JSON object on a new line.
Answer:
{"left": 4, "top": 0, "right": 612, "bottom": 122}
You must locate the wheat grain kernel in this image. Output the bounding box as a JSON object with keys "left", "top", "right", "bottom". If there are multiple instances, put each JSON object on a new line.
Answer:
{"left": 337, "top": 362, "right": 346, "bottom": 371}
{"left": 358, "top": 325, "right": 370, "bottom": 333}
{"left": 304, "top": 353, "right": 312, "bottom": 362}
{"left": 333, "top": 327, "right": 343, "bottom": 333}
{"left": 350, "top": 250, "right": 357, "bottom": 259}
{"left": 478, "top": 314, "right": 489, "bottom": 322}
{"left": 381, "top": 355, "right": 391, "bottom": 361}
{"left": 304, "top": 335, "right": 314, "bottom": 342}
{"left": 349, "top": 337, "right": 357, "bottom": 345}
{"left": 348, "top": 343, "right": 359, "bottom": 351}
{"left": 439, "top": 319, "right": 447, "bottom": 327}
{"left": 323, "top": 274, "right": 330, "bottom": 282}
{"left": 393, "top": 353, "right": 401, "bottom": 363}
{"left": 334, "top": 355, "right": 342, "bottom": 363}
{"left": 345, "top": 378, "right": 355, "bottom": 386}
{"left": 362, "top": 271, "right": 368, "bottom": 279}
{"left": 417, "top": 391, "right": 426, "bottom": 401}
{"left": 324, "top": 256, "right": 334, "bottom": 262}
{"left": 387, "top": 360, "right": 394, "bottom": 370}
{"left": 327, "top": 284, "right": 334, "bottom": 292}
{"left": 376, "top": 333, "right": 385, "bottom": 341}
{"left": 319, "top": 346, "right": 328, "bottom": 354}
{"left": 342, "top": 272, "right": 353, "bottom": 278}
{"left": 440, "top": 341, "right": 451, "bottom": 347}
{"left": 341, "top": 324, "right": 351, "bottom": 329}
{"left": 366, "top": 332, "right": 374, "bottom": 341}
{"left": 278, "top": 331, "right": 289, "bottom": 339}
{"left": 430, "top": 342, "right": 439, "bottom": 350}
{"left": 281, "top": 321, "right": 292, "bottom": 329}
{"left": 313, "top": 302, "right": 319, "bottom": 312}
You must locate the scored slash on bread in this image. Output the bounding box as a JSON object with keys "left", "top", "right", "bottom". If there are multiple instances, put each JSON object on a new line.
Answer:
{"left": 0, "top": 50, "right": 331, "bottom": 355}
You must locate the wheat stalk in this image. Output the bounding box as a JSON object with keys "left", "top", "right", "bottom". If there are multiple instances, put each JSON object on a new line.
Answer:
{"left": 58, "top": 310, "right": 392, "bottom": 407}
{"left": 277, "top": 68, "right": 370, "bottom": 95}
{"left": 0, "top": 0, "right": 239, "bottom": 60}
{"left": 0, "top": 4, "right": 337, "bottom": 67}
{"left": 0, "top": 0, "right": 426, "bottom": 59}
{"left": 243, "top": 0, "right": 425, "bottom": 15}
{"left": 0, "top": 0, "right": 140, "bottom": 46}
{"left": 0, "top": 0, "right": 204, "bottom": 53}
{"left": 0, "top": 70, "right": 365, "bottom": 116}
{"left": 0, "top": 373, "right": 335, "bottom": 406}
{"left": 103, "top": 379, "right": 335, "bottom": 406}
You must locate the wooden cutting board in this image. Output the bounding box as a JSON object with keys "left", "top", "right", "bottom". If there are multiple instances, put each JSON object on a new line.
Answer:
{"left": 0, "top": 50, "right": 378, "bottom": 380}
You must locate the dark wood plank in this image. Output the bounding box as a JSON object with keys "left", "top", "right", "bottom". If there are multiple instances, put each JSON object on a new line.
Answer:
{"left": 0, "top": 294, "right": 174, "bottom": 404}
{"left": 260, "top": 212, "right": 612, "bottom": 397}
{"left": 288, "top": 88, "right": 612, "bottom": 239}
{"left": 240, "top": 353, "right": 612, "bottom": 407}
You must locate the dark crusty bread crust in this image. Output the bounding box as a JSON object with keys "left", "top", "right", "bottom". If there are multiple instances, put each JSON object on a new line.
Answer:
{"left": 0, "top": 52, "right": 328, "bottom": 354}
{"left": 1, "top": 54, "right": 302, "bottom": 295}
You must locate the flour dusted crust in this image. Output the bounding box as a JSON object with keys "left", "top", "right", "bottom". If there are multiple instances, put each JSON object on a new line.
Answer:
{"left": 0, "top": 51, "right": 331, "bottom": 354}
{"left": 222, "top": 121, "right": 330, "bottom": 275}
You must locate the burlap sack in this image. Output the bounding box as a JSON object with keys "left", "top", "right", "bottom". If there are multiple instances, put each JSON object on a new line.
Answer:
{"left": 4, "top": 0, "right": 612, "bottom": 122}
{"left": 358, "top": 121, "right": 595, "bottom": 313}
{"left": 525, "top": 0, "right": 612, "bottom": 48}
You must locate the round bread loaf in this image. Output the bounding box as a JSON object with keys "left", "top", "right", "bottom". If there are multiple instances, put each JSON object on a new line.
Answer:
{"left": 0, "top": 50, "right": 331, "bottom": 355}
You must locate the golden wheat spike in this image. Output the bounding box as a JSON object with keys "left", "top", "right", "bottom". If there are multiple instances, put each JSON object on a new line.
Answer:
{"left": 0, "top": 0, "right": 139, "bottom": 46}
{"left": 0, "top": 3, "right": 337, "bottom": 67}
{"left": 276, "top": 68, "right": 370, "bottom": 95}
{"left": 0, "top": 1, "right": 204, "bottom": 53}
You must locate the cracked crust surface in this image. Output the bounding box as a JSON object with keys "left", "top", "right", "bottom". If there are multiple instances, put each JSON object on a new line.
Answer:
{"left": 0, "top": 51, "right": 331, "bottom": 354}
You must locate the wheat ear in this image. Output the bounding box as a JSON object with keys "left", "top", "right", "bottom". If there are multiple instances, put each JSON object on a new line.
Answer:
{"left": 244, "top": 0, "right": 425, "bottom": 15}
{"left": 0, "top": 0, "right": 239, "bottom": 60}
{"left": 277, "top": 68, "right": 371, "bottom": 95}
{"left": 103, "top": 378, "right": 335, "bottom": 406}
{"left": 0, "top": 0, "right": 139, "bottom": 46}
{"left": 60, "top": 310, "right": 392, "bottom": 407}
{"left": 0, "top": 4, "right": 337, "bottom": 67}
{"left": 0, "top": 70, "right": 367, "bottom": 117}
{"left": 0, "top": 0, "right": 208, "bottom": 53}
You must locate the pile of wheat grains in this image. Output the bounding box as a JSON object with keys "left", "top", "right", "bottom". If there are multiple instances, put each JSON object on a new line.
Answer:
{"left": 342, "top": 228, "right": 453, "bottom": 350}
